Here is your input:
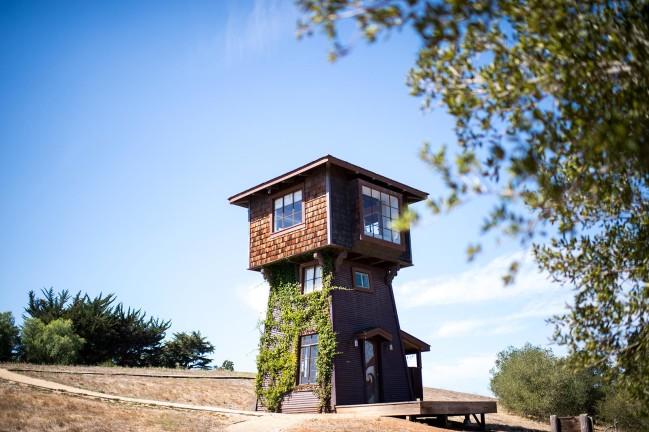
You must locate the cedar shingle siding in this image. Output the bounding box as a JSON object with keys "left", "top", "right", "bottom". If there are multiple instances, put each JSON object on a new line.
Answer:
{"left": 249, "top": 166, "right": 328, "bottom": 269}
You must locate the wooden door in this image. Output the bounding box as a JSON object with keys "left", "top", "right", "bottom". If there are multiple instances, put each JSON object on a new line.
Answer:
{"left": 363, "top": 339, "right": 380, "bottom": 404}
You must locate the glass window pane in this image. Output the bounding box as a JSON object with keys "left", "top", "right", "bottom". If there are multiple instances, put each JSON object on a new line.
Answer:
{"left": 309, "top": 347, "right": 317, "bottom": 383}
{"left": 371, "top": 188, "right": 380, "bottom": 199}
{"left": 274, "top": 209, "right": 282, "bottom": 230}
{"left": 383, "top": 215, "right": 391, "bottom": 230}
{"left": 390, "top": 195, "right": 398, "bottom": 208}
{"left": 294, "top": 211, "right": 302, "bottom": 224}
{"left": 284, "top": 193, "right": 293, "bottom": 205}
{"left": 362, "top": 195, "right": 374, "bottom": 214}
{"left": 355, "top": 272, "right": 362, "bottom": 286}
{"left": 294, "top": 190, "right": 302, "bottom": 202}
{"left": 306, "top": 267, "right": 314, "bottom": 280}
{"left": 314, "top": 266, "right": 322, "bottom": 278}
{"left": 380, "top": 192, "right": 389, "bottom": 205}
{"left": 362, "top": 186, "right": 371, "bottom": 197}
{"left": 393, "top": 231, "right": 401, "bottom": 243}
{"left": 382, "top": 204, "right": 391, "bottom": 219}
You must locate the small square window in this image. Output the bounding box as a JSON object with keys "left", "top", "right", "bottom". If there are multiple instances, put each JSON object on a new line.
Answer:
{"left": 355, "top": 272, "right": 370, "bottom": 289}
{"left": 352, "top": 267, "right": 372, "bottom": 291}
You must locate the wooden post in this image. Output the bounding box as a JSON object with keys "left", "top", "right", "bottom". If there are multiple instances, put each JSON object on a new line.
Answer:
{"left": 550, "top": 414, "right": 593, "bottom": 432}
{"left": 550, "top": 415, "right": 560, "bottom": 432}
{"left": 579, "top": 414, "right": 593, "bottom": 432}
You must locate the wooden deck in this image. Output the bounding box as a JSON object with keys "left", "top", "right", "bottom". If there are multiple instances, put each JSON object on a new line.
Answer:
{"left": 336, "top": 400, "right": 497, "bottom": 431}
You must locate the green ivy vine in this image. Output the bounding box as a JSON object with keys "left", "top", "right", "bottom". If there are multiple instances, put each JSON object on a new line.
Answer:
{"left": 255, "top": 250, "right": 338, "bottom": 413}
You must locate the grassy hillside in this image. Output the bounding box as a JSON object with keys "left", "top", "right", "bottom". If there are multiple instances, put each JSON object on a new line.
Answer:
{"left": 0, "top": 364, "right": 550, "bottom": 432}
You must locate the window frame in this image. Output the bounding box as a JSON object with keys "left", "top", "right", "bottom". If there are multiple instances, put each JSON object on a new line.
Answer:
{"left": 269, "top": 184, "right": 306, "bottom": 237}
{"left": 296, "top": 333, "right": 319, "bottom": 385}
{"left": 358, "top": 180, "right": 406, "bottom": 251}
{"left": 300, "top": 261, "right": 323, "bottom": 295}
{"left": 352, "top": 266, "right": 373, "bottom": 293}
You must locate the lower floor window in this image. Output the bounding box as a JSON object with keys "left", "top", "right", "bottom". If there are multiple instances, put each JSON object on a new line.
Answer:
{"left": 298, "top": 334, "right": 319, "bottom": 385}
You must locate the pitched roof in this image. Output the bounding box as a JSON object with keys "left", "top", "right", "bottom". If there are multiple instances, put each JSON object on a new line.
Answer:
{"left": 228, "top": 154, "right": 428, "bottom": 208}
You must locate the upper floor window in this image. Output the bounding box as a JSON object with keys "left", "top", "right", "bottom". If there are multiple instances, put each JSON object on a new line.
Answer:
{"left": 298, "top": 334, "right": 319, "bottom": 385}
{"left": 274, "top": 189, "right": 302, "bottom": 232}
{"left": 354, "top": 269, "right": 371, "bottom": 290}
{"left": 362, "top": 185, "right": 401, "bottom": 244}
{"left": 302, "top": 264, "right": 323, "bottom": 294}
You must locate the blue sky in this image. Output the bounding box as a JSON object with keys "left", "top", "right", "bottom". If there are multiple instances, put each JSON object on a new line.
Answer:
{"left": 0, "top": 0, "right": 571, "bottom": 396}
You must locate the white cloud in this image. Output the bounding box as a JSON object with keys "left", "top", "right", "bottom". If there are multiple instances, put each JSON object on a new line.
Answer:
{"left": 395, "top": 251, "right": 574, "bottom": 340}
{"left": 395, "top": 251, "right": 564, "bottom": 309}
{"left": 237, "top": 280, "right": 270, "bottom": 314}
{"left": 224, "top": 0, "right": 292, "bottom": 64}
{"left": 434, "top": 319, "right": 484, "bottom": 338}
{"left": 430, "top": 294, "right": 570, "bottom": 339}
{"left": 423, "top": 354, "right": 496, "bottom": 394}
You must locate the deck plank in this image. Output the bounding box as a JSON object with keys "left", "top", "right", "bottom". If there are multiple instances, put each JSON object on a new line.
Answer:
{"left": 335, "top": 400, "right": 497, "bottom": 416}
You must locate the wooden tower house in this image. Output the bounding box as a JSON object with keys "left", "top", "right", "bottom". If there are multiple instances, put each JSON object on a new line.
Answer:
{"left": 229, "top": 155, "right": 431, "bottom": 413}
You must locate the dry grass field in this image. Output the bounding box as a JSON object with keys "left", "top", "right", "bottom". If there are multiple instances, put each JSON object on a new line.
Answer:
{"left": 0, "top": 363, "right": 551, "bottom": 432}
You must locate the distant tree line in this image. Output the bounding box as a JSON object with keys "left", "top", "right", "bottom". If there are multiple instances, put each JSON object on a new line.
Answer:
{"left": 0, "top": 288, "right": 234, "bottom": 371}
{"left": 491, "top": 343, "right": 648, "bottom": 432}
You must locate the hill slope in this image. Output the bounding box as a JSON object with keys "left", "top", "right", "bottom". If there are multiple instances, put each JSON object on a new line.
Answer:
{"left": 0, "top": 364, "right": 550, "bottom": 432}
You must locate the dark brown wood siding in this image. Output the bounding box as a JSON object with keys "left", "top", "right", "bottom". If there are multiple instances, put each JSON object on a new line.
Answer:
{"left": 281, "top": 389, "right": 320, "bottom": 413}
{"left": 331, "top": 260, "right": 413, "bottom": 406}
{"left": 248, "top": 166, "right": 328, "bottom": 269}
{"left": 329, "top": 164, "right": 354, "bottom": 249}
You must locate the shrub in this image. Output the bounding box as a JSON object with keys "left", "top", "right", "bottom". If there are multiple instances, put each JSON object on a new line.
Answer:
{"left": 21, "top": 318, "right": 85, "bottom": 365}
{"left": 597, "top": 387, "right": 649, "bottom": 432}
{"left": 490, "top": 344, "right": 603, "bottom": 419}
{"left": 0, "top": 311, "right": 20, "bottom": 361}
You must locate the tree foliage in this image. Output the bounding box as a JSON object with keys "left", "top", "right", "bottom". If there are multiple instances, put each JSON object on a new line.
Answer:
{"left": 220, "top": 360, "right": 235, "bottom": 371}
{"left": 490, "top": 344, "right": 603, "bottom": 419}
{"left": 0, "top": 311, "right": 20, "bottom": 361}
{"left": 297, "top": 0, "right": 649, "bottom": 408}
{"left": 162, "top": 331, "right": 215, "bottom": 370}
{"left": 20, "top": 318, "right": 85, "bottom": 365}
{"left": 25, "top": 288, "right": 170, "bottom": 366}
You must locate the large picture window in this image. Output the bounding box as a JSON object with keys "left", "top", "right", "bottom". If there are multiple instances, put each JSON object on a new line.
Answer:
{"left": 298, "top": 334, "right": 319, "bottom": 385}
{"left": 362, "top": 185, "right": 401, "bottom": 244}
{"left": 302, "top": 264, "right": 322, "bottom": 294}
{"left": 273, "top": 189, "right": 302, "bottom": 232}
